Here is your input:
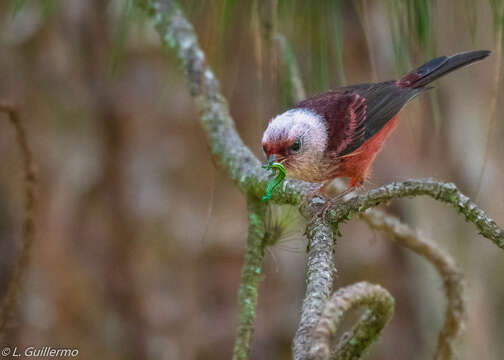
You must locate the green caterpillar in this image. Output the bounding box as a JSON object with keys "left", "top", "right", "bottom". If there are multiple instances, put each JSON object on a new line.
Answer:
{"left": 262, "top": 162, "right": 286, "bottom": 201}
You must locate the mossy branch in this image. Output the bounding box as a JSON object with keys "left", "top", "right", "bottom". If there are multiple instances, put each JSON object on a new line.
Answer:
{"left": 325, "top": 179, "right": 504, "bottom": 250}
{"left": 233, "top": 196, "right": 268, "bottom": 360}
{"left": 0, "top": 103, "right": 37, "bottom": 333}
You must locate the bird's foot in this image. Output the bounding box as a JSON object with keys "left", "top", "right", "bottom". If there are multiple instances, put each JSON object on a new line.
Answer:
{"left": 299, "top": 191, "right": 325, "bottom": 218}
{"left": 319, "top": 186, "right": 357, "bottom": 221}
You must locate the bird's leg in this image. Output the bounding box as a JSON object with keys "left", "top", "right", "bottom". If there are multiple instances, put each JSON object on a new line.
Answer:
{"left": 303, "top": 178, "right": 363, "bottom": 222}
{"left": 302, "top": 180, "right": 332, "bottom": 206}
{"left": 319, "top": 187, "right": 354, "bottom": 220}
{"left": 316, "top": 180, "right": 333, "bottom": 195}
{"left": 320, "top": 177, "right": 363, "bottom": 220}
{"left": 314, "top": 178, "right": 349, "bottom": 198}
{"left": 349, "top": 176, "right": 361, "bottom": 188}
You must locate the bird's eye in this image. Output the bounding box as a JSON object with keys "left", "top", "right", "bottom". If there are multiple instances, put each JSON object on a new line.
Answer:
{"left": 290, "top": 138, "right": 301, "bottom": 153}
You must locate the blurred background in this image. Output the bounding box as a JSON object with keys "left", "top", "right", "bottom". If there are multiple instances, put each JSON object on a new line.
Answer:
{"left": 0, "top": 0, "right": 503, "bottom": 359}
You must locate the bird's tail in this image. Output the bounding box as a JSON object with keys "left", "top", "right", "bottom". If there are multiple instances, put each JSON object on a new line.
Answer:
{"left": 397, "top": 50, "right": 490, "bottom": 88}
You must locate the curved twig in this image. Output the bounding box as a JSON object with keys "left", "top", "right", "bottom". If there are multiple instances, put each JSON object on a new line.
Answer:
{"left": 0, "top": 103, "right": 37, "bottom": 332}
{"left": 361, "top": 208, "right": 465, "bottom": 360}
{"left": 308, "top": 282, "right": 394, "bottom": 360}
{"left": 321, "top": 179, "right": 465, "bottom": 359}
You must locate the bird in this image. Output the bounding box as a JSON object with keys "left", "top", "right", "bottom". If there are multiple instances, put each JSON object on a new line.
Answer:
{"left": 261, "top": 50, "right": 490, "bottom": 193}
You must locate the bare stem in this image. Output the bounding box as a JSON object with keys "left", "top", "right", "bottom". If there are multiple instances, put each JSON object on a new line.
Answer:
{"left": 308, "top": 282, "right": 394, "bottom": 360}
{"left": 0, "top": 103, "right": 37, "bottom": 333}
{"left": 233, "top": 196, "right": 268, "bottom": 360}
{"left": 275, "top": 33, "right": 306, "bottom": 103}
{"left": 475, "top": 1, "right": 503, "bottom": 200}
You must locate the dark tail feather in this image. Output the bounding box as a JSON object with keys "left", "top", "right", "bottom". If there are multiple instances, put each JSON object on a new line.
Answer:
{"left": 398, "top": 50, "right": 490, "bottom": 88}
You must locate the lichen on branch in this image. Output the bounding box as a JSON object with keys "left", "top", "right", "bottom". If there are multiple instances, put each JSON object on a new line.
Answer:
{"left": 293, "top": 217, "right": 336, "bottom": 360}
{"left": 326, "top": 179, "right": 504, "bottom": 250}
{"left": 233, "top": 196, "right": 268, "bottom": 360}
{"left": 361, "top": 208, "right": 465, "bottom": 360}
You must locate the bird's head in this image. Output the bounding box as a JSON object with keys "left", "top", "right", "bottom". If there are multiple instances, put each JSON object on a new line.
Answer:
{"left": 261, "top": 108, "right": 328, "bottom": 180}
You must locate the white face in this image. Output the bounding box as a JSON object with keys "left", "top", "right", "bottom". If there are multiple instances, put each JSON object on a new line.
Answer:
{"left": 261, "top": 108, "right": 328, "bottom": 181}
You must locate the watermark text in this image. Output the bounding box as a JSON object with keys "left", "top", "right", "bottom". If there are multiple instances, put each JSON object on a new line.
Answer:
{"left": 1, "top": 346, "right": 79, "bottom": 358}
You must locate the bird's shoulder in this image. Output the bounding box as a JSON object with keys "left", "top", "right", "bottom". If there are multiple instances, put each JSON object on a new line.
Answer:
{"left": 293, "top": 85, "right": 373, "bottom": 154}
{"left": 294, "top": 85, "right": 371, "bottom": 114}
{"left": 292, "top": 83, "right": 389, "bottom": 125}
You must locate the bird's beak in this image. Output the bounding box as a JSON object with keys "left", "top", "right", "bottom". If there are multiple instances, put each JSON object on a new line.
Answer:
{"left": 264, "top": 154, "right": 276, "bottom": 167}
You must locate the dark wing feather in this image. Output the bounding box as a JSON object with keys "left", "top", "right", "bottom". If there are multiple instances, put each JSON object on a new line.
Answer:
{"left": 295, "top": 82, "right": 425, "bottom": 156}
{"left": 341, "top": 82, "right": 426, "bottom": 155}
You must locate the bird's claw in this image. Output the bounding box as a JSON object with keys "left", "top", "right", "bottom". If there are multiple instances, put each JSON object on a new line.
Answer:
{"left": 319, "top": 186, "right": 358, "bottom": 221}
